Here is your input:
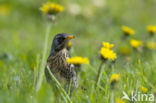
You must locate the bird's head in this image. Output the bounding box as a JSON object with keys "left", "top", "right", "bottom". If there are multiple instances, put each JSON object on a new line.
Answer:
{"left": 51, "top": 33, "right": 75, "bottom": 54}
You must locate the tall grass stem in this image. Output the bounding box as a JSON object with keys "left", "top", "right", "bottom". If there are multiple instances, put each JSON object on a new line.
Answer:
{"left": 36, "top": 23, "right": 51, "bottom": 92}
{"left": 95, "top": 61, "right": 105, "bottom": 88}
{"left": 47, "top": 66, "right": 72, "bottom": 103}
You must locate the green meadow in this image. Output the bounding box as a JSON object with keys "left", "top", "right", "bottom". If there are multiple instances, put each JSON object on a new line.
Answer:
{"left": 0, "top": 0, "right": 156, "bottom": 103}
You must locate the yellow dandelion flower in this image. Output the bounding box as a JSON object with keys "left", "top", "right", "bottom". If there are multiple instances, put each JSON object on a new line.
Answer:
{"left": 67, "top": 41, "right": 72, "bottom": 50}
{"left": 66, "top": 57, "right": 90, "bottom": 65}
{"left": 68, "top": 41, "right": 72, "bottom": 48}
{"left": 0, "top": 4, "right": 10, "bottom": 16}
{"left": 122, "top": 26, "right": 135, "bottom": 36}
{"left": 102, "top": 41, "right": 114, "bottom": 49}
{"left": 118, "top": 45, "right": 131, "bottom": 55}
{"left": 40, "top": 2, "right": 64, "bottom": 15}
{"left": 147, "top": 25, "right": 156, "bottom": 34}
{"left": 100, "top": 47, "right": 117, "bottom": 60}
{"left": 146, "top": 41, "right": 156, "bottom": 50}
{"left": 110, "top": 73, "right": 120, "bottom": 84}
{"left": 130, "top": 39, "right": 143, "bottom": 49}
{"left": 116, "top": 98, "right": 125, "bottom": 103}
{"left": 141, "top": 86, "right": 148, "bottom": 93}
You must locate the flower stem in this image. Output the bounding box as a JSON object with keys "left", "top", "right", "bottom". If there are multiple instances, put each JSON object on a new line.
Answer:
{"left": 68, "top": 79, "right": 72, "bottom": 96}
{"left": 95, "top": 61, "right": 105, "bottom": 88}
{"left": 36, "top": 23, "right": 51, "bottom": 92}
{"left": 47, "top": 66, "right": 72, "bottom": 103}
{"left": 111, "top": 91, "right": 114, "bottom": 103}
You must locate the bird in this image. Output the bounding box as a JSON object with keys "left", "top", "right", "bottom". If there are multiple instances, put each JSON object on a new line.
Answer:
{"left": 45, "top": 33, "right": 77, "bottom": 93}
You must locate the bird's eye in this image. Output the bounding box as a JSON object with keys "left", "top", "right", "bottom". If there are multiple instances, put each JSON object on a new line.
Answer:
{"left": 58, "top": 37, "right": 65, "bottom": 43}
{"left": 60, "top": 37, "right": 65, "bottom": 40}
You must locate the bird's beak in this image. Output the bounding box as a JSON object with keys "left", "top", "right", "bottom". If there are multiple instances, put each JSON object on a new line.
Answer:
{"left": 66, "top": 35, "right": 75, "bottom": 40}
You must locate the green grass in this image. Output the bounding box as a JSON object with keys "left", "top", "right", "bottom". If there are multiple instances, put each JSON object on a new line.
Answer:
{"left": 0, "top": 0, "right": 156, "bottom": 103}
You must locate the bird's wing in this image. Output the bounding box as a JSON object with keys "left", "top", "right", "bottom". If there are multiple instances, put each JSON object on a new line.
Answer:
{"left": 44, "top": 65, "right": 53, "bottom": 84}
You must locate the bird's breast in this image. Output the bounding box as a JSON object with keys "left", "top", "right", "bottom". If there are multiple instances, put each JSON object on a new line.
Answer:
{"left": 47, "top": 48, "right": 70, "bottom": 72}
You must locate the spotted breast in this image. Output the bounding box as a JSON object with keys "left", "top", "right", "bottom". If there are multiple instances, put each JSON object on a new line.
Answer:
{"left": 45, "top": 48, "right": 77, "bottom": 87}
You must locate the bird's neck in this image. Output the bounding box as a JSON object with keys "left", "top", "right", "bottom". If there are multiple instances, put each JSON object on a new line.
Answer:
{"left": 50, "top": 47, "right": 67, "bottom": 56}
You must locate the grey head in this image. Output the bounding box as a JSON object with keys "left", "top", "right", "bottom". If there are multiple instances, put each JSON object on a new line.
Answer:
{"left": 49, "top": 33, "right": 75, "bottom": 56}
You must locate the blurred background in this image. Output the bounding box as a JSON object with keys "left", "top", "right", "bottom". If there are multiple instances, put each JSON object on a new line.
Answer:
{"left": 0, "top": 0, "right": 156, "bottom": 103}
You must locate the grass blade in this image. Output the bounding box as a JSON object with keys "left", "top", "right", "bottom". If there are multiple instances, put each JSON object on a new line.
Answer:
{"left": 47, "top": 66, "right": 72, "bottom": 103}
